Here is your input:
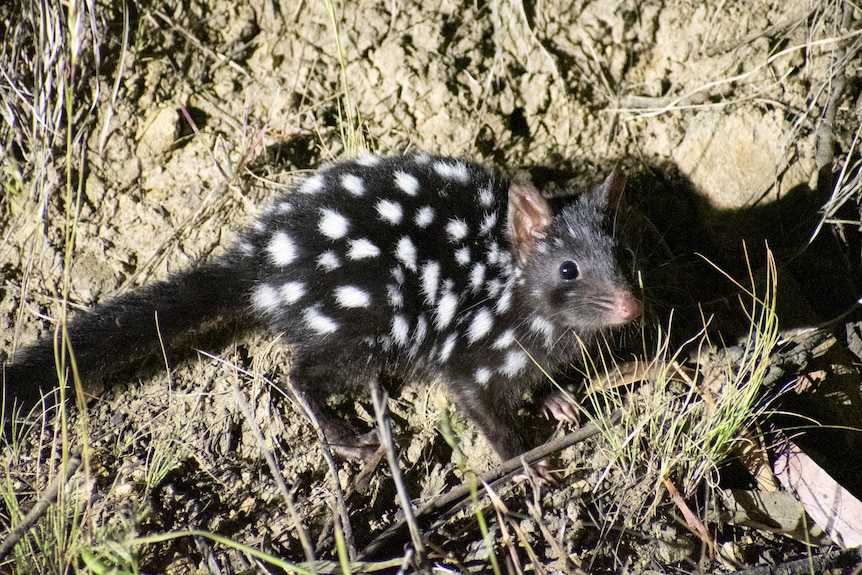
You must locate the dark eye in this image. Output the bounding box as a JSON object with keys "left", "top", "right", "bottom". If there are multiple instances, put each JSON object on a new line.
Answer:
{"left": 559, "top": 260, "right": 579, "bottom": 280}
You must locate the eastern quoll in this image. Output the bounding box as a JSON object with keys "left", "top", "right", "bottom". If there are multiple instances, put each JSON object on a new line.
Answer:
{"left": 3, "top": 153, "right": 641, "bottom": 466}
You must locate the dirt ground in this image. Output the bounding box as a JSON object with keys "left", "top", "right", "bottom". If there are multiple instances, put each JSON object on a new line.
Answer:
{"left": 2, "top": 0, "right": 861, "bottom": 573}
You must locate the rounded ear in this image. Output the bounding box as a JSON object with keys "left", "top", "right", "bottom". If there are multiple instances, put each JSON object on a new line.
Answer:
{"left": 508, "top": 180, "right": 553, "bottom": 267}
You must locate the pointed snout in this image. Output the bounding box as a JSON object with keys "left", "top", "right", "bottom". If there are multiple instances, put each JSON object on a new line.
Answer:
{"left": 616, "top": 292, "right": 642, "bottom": 324}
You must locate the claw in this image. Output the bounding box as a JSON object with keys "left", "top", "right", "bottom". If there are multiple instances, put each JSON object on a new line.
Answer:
{"left": 542, "top": 393, "right": 581, "bottom": 424}
{"left": 514, "top": 458, "right": 560, "bottom": 486}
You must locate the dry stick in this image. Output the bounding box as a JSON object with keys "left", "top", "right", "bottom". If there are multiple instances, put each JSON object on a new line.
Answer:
{"left": 725, "top": 546, "right": 862, "bottom": 575}
{"left": 192, "top": 530, "right": 224, "bottom": 575}
{"left": 230, "top": 383, "right": 318, "bottom": 570}
{"left": 526, "top": 499, "right": 589, "bottom": 575}
{"left": 289, "top": 385, "right": 357, "bottom": 559}
{"left": 149, "top": 10, "right": 251, "bottom": 79}
{"left": 0, "top": 452, "right": 82, "bottom": 561}
{"left": 359, "top": 410, "right": 622, "bottom": 559}
{"left": 727, "top": 326, "right": 834, "bottom": 394}
{"left": 199, "top": 348, "right": 356, "bottom": 561}
{"left": 813, "top": 0, "right": 855, "bottom": 173}
{"left": 368, "top": 379, "right": 426, "bottom": 562}
{"left": 663, "top": 477, "right": 715, "bottom": 563}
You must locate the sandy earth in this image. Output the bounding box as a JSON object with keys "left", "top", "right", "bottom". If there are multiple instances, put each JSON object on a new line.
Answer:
{"left": 1, "top": 0, "right": 861, "bottom": 572}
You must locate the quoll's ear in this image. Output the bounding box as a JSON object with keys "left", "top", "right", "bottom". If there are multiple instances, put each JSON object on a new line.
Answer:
{"left": 597, "top": 166, "right": 627, "bottom": 215}
{"left": 508, "top": 180, "right": 553, "bottom": 267}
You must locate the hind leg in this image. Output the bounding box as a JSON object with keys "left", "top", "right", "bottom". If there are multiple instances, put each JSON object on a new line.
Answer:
{"left": 448, "top": 381, "right": 528, "bottom": 462}
{"left": 449, "top": 379, "right": 558, "bottom": 483}
{"left": 287, "top": 355, "right": 380, "bottom": 460}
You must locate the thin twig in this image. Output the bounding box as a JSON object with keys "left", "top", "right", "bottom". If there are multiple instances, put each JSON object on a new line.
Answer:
{"left": 229, "top": 379, "right": 317, "bottom": 569}
{"left": 0, "top": 452, "right": 82, "bottom": 561}
{"left": 149, "top": 10, "right": 251, "bottom": 79}
{"left": 288, "top": 383, "right": 357, "bottom": 559}
{"left": 663, "top": 477, "right": 715, "bottom": 563}
{"left": 725, "top": 545, "right": 862, "bottom": 575}
{"left": 197, "top": 349, "right": 356, "bottom": 561}
{"left": 359, "top": 411, "right": 621, "bottom": 559}
{"left": 814, "top": 0, "right": 856, "bottom": 173}
{"left": 368, "top": 378, "right": 427, "bottom": 565}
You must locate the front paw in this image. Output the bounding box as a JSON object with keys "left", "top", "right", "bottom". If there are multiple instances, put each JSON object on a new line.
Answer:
{"left": 541, "top": 392, "right": 580, "bottom": 424}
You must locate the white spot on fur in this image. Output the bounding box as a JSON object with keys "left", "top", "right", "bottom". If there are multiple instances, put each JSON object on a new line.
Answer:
{"left": 387, "top": 284, "right": 404, "bottom": 309}
{"left": 266, "top": 231, "right": 298, "bottom": 266}
{"left": 446, "top": 218, "right": 469, "bottom": 241}
{"left": 467, "top": 308, "right": 494, "bottom": 343}
{"left": 392, "top": 315, "right": 409, "bottom": 346}
{"left": 477, "top": 184, "right": 494, "bottom": 207}
{"left": 422, "top": 261, "right": 440, "bottom": 304}
{"left": 334, "top": 285, "right": 372, "bottom": 308}
{"left": 280, "top": 281, "right": 306, "bottom": 304}
{"left": 412, "top": 314, "right": 428, "bottom": 353}
{"left": 529, "top": 316, "right": 555, "bottom": 347}
{"left": 239, "top": 240, "right": 255, "bottom": 256}
{"left": 433, "top": 160, "right": 469, "bottom": 183}
{"left": 376, "top": 199, "right": 403, "bottom": 224}
{"left": 500, "top": 350, "right": 528, "bottom": 377}
{"left": 496, "top": 284, "right": 513, "bottom": 314}
{"left": 395, "top": 237, "right": 417, "bottom": 271}
{"left": 435, "top": 291, "right": 458, "bottom": 330}
{"left": 486, "top": 241, "right": 503, "bottom": 266}
{"left": 341, "top": 173, "right": 366, "bottom": 196}
{"left": 439, "top": 333, "right": 457, "bottom": 362}
{"left": 347, "top": 238, "right": 380, "bottom": 259}
{"left": 394, "top": 170, "right": 420, "bottom": 196}
{"left": 492, "top": 329, "right": 515, "bottom": 350}
{"left": 480, "top": 211, "right": 498, "bottom": 235}
{"left": 319, "top": 209, "right": 349, "bottom": 239}
{"left": 454, "top": 247, "right": 471, "bottom": 266}
{"left": 486, "top": 279, "right": 503, "bottom": 298}
{"left": 475, "top": 367, "right": 492, "bottom": 385}
{"left": 251, "top": 284, "right": 279, "bottom": 313}
{"left": 485, "top": 242, "right": 512, "bottom": 268}
{"left": 377, "top": 336, "right": 393, "bottom": 351}
{"left": 299, "top": 174, "right": 325, "bottom": 195}
{"left": 303, "top": 306, "right": 339, "bottom": 335}
{"left": 470, "top": 263, "right": 486, "bottom": 291}
{"left": 414, "top": 205, "right": 435, "bottom": 228}
{"left": 317, "top": 250, "right": 341, "bottom": 271}
{"left": 277, "top": 201, "right": 294, "bottom": 214}
{"left": 358, "top": 154, "right": 381, "bottom": 167}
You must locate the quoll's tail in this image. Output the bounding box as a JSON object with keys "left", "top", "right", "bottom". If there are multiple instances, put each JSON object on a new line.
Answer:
{"left": 3, "top": 249, "right": 256, "bottom": 421}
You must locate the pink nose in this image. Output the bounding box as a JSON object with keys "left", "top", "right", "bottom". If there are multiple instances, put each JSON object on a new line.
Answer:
{"left": 617, "top": 293, "right": 642, "bottom": 323}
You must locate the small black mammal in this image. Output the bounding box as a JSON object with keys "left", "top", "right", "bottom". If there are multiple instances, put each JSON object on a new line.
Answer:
{"left": 3, "top": 154, "right": 640, "bottom": 463}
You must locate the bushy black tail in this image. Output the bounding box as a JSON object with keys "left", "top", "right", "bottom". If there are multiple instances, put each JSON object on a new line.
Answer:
{"left": 3, "top": 250, "right": 256, "bottom": 421}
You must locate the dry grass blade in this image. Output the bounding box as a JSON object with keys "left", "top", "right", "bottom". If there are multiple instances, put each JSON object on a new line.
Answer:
{"left": 358, "top": 414, "right": 618, "bottom": 559}
{"left": 0, "top": 452, "right": 82, "bottom": 561}
{"left": 230, "top": 381, "right": 318, "bottom": 566}
{"left": 368, "top": 378, "right": 427, "bottom": 563}
{"left": 663, "top": 477, "right": 715, "bottom": 563}
{"left": 193, "top": 348, "right": 318, "bottom": 568}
